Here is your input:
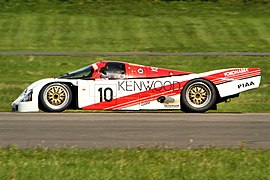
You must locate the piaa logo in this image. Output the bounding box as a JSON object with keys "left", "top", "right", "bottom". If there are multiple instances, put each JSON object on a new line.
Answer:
{"left": 238, "top": 81, "right": 255, "bottom": 89}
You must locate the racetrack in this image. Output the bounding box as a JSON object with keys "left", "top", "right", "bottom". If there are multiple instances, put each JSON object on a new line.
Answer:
{"left": 0, "top": 113, "right": 270, "bottom": 149}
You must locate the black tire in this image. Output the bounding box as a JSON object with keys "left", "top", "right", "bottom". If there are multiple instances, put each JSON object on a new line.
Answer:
{"left": 181, "top": 79, "right": 217, "bottom": 113}
{"left": 39, "top": 83, "right": 72, "bottom": 112}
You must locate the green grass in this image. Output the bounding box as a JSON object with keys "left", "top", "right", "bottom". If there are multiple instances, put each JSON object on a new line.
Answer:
{"left": 1, "top": 55, "right": 269, "bottom": 112}
{"left": 1, "top": 147, "right": 270, "bottom": 179}
{"left": 0, "top": 0, "right": 270, "bottom": 52}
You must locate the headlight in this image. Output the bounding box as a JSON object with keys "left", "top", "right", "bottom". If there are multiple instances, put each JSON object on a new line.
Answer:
{"left": 22, "top": 89, "right": 33, "bottom": 102}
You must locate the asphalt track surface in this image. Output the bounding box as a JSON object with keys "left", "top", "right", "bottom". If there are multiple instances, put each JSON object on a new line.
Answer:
{"left": 1, "top": 51, "right": 270, "bottom": 56}
{"left": 0, "top": 113, "right": 270, "bottom": 149}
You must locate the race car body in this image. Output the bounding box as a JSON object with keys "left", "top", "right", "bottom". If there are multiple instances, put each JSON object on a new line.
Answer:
{"left": 12, "top": 61, "right": 261, "bottom": 113}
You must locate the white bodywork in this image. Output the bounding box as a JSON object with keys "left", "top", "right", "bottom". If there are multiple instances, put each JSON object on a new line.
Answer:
{"left": 12, "top": 78, "right": 77, "bottom": 112}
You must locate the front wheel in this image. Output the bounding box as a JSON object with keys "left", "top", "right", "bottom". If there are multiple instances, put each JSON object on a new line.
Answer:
{"left": 39, "top": 83, "right": 72, "bottom": 112}
{"left": 181, "top": 79, "right": 217, "bottom": 113}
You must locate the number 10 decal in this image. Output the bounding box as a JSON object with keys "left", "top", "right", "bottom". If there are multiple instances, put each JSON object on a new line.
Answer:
{"left": 94, "top": 84, "right": 116, "bottom": 104}
{"left": 98, "top": 87, "right": 113, "bottom": 102}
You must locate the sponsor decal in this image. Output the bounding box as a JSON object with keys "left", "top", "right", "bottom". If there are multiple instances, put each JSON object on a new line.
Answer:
{"left": 141, "top": 102, "right": 150, "bottom": 106}
{"left": 224, "top": 68, "right": 249, "bottom": 77}
{"left": 137, "top": 68, "right": 144, "bottom": 74}
{"left": 164, "top": 99, "right": 180, "bottom": 108}
{"left": 164, "top": 104, "right": 180, "bottom": 108}
{"left": 151, "top": 67, "right": 159, "bottom": 72}
{"left": 118, "top": 80, "right": 180, "bottom": 92}
{"left": 238, "top": 81, "right": 255, "bottom": 89}
{"left": 92, "top": 63, "right": 98, "bottom": 70}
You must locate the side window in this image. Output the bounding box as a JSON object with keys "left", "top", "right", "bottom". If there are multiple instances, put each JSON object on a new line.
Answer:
{"left": 100, "top": 62, "right": 126, "bottom": 79}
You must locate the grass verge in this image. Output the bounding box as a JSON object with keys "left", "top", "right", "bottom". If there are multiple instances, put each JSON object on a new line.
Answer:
{"left": 1, "top": 147, "right": 270, "bottom": 179}
{"left": 0, "top": 0, "right": 270, "bottom": 52}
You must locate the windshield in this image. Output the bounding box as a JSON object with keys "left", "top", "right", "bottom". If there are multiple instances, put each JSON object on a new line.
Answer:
{"left": 57, "top": 65, "right": 93, "bottom": 79}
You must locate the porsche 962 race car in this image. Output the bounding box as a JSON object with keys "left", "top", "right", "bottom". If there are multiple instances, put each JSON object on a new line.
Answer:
{"left": 12, "top": 61, "right": 261, "bottom": 113}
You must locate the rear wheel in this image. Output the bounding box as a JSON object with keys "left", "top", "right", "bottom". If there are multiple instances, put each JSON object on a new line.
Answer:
{"left": 39, "top": 83, "right": 72, "bottom": 112}
{"left": 181, "top": 79, "right": 216, "bottom": 113}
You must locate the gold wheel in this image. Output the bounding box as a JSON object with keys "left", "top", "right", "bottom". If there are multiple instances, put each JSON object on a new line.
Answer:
{"left": 184, "top": 80, "right": 216, "bottom": 112}
{"left": 188, "top": 86, "right": 209, "bottom": 106}
{"left": 40, "top": 83, "right": 72, "bottom": 112}
{"left": 46, "top": 86, "right": 67, "bottom": 106}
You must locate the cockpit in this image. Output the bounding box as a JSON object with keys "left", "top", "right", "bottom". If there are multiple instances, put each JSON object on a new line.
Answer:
{"left": 100, "top": 62, "right": 126, "bottom": 79}
{"left": 57, "top": 62, "right": 126, "bottom": 80}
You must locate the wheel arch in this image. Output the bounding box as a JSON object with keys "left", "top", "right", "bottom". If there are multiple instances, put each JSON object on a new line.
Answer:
{"left": 180, "top": 78, "right": 219, "bottom": 113}
{"left": 200, "top": 77, "right": 225, "bottom": 103}
{"left": 37, "top": 80, "right": 78, "bottom": 111}
{"left": 201, "top": 78, "right": 221, "bottom": 99}
{"left": 181, "top": 78, "right": 221, "bottom": 100}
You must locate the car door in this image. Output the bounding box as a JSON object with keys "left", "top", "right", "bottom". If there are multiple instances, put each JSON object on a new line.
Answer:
{"left": 78, "top": 62, "right": 128, "bottom": 110}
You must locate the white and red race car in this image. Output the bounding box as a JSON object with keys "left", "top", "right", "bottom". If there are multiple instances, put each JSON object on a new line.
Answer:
{"left": 12, "top": 61, "right": 261, "bottom": 113}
